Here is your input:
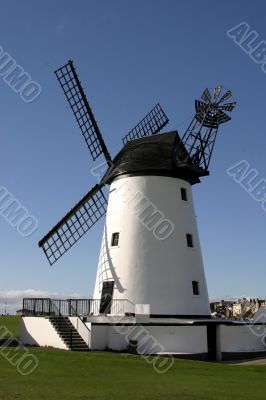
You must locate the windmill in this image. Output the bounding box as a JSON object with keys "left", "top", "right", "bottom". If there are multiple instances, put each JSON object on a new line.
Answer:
{"left": 39, "top": 60, "right": 235, "bottom": 318}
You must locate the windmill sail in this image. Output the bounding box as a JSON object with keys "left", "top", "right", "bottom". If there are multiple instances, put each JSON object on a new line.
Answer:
{"left": 39, "top": 184, "right": 107, "bottom": 265}
{"left": 122, "top": 103, "right": 169, "bottom": 144}
{"left": 39, "top": 60, "right": 172, "bottom": 266}
{"left": 55, "top": 60, "right": 111, "bottom": 163}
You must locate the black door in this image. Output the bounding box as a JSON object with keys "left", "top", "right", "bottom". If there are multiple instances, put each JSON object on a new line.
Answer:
{"left": 99, "top": 281, "right": 114, "bottom": 314}
{"left": 207, "top": 324, "right": 217, "bottom": 361}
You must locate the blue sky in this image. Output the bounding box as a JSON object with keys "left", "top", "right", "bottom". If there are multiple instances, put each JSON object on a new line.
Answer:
{"left": 1, "top": 0, "right": 266, "bottom": 313}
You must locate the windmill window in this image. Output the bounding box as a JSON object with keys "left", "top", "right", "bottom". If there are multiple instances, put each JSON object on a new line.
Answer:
{"left": 111, "top": 232, "right": 120, "bottom": 247}
{"left": 181, "top": 188, "right": 187, "bottom": 201}
{"left": 192, "top": 281, "right": 200, "bottom": 295}
{"left": 186, "top": 233, "right": 193, "bottom": 248}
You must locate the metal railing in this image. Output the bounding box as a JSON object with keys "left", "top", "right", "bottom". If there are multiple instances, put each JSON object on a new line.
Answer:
{"left": 22, "top": 298, "right": 134, "bottom": 317}
{"left": 68, "top": 303, "right": 91, "bottom": 347}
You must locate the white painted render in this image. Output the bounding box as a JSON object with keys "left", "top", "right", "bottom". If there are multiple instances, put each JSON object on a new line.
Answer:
{"left": 20, "top": 316, "right": 266, "bottom": 358}
{"left": 90, "top": 324, "right": 108, "bottom": 350}
{"left": 20, "top": 317, "right": 68, "bottom": 350}
{"left": 93, "top": 175, "right": 210, "bottom": 316}
{"left": 90, "top": 324, "right": 208, "bottom": 354}
{"left": 217, "top": 325, "right": 266, "bottom": 353}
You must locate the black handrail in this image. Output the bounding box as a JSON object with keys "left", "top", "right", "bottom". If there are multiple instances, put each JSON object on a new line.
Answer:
{"left": 22, "top": 298, "right": 132, "bottom": 316}
{"left": 68, "top": 303, "right": 91, "bottom": 346}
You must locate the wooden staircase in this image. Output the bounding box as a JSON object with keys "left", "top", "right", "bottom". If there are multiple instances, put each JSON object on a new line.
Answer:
{"left": 49, "top": 316, "right": 89, "bottom": 351}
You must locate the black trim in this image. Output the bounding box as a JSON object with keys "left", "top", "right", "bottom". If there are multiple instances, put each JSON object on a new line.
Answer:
{"left": 91, "top": 321, "right": 211, "bottom": 327}
{"left": 110, "top": 171, "right": 199, "bottom": 185}
{"left": 93, "top": 313, "right": 211, "bottom": 320}
{"left": 92, "top": 323, "right": 195, "bottom": 326}
{"left": 125, "top": 313, "right": 211, "bottom": 319}
{"left": 166, "top": 353, "right": 208, "bottom": 361}
{"left": 90, "top": 319, "right": 266, "bottom": 327}
{"left": 149, "top": 314, "right": 211, "bottom": 319}
{"left": 222, "top": 351, "right": 266, "bottom": 361}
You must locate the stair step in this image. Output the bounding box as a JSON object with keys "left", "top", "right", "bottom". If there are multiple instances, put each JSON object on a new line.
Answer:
{"left": 52, "top": 327, "right": 74, "bottom": 330}
{"left": 63, "top": 339, "right": 86, "bottom": 344}
{"left": 61, "top": 336, "right": 84, "bottom": 340}
{"left": 48, "top": 316, "right": 89, "bottom": 352}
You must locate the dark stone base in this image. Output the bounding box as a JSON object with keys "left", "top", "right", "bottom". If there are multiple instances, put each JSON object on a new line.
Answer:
{"left": 169, "top": 353, "right": 209, "bottom": 361}
{"left": 222, "top": 351, "right": 266, "bottom": 361}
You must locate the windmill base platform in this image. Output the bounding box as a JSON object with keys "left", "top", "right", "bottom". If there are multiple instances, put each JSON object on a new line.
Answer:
{"left": 20, "top": 306, "right": 266, "bottom": 361}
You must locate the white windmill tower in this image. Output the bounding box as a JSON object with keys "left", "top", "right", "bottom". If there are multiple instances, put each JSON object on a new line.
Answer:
{"left": 39, "top": 61, "right": 236, "bottom": 319}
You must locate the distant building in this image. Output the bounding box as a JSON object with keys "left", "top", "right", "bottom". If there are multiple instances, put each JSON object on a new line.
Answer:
{"left": 232, "top": 298, "right": 266, "bottom": 319}
{"left": 210, "top": 298, "right": 266, "bottom": 320}
{"left": 210, "top": 300, "right": 234, "bottom": 318}
{"left": 232, "top": 302, "right": 244, "bottom": 317}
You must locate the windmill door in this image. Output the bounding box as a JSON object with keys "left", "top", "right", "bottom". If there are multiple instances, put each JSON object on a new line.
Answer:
{"left": 207, "top": 324, "right": 217, "bottom": 361}
{"left": 99, "top": 281, "right": 114, "bottom": 314}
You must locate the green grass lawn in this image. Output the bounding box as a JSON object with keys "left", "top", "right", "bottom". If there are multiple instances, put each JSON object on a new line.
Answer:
{"left": 0, "top": 348, "right": 266, "bottom": 400}
{"left": 0, "top": 316, "right": 20, "bottom": 338}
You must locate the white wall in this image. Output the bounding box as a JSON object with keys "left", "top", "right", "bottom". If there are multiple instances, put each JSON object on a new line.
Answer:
{"left": 93, "top": 175, "right": 210, "bottom": 317}
{"left": 252, "top": 307, "right": 266, "bottom": 323}
{"left": 90, "top": 324, "right": 108, "bottom": 350}
{"left": 68, "top": 317, "right": 91, "bottom": 346}
{"left": 90, "top": 324, "right": 207, "bottom": 354}
{"left": 133, "top": 325, "right": 207, "bottom": 354}
{"left": 20, "top": 317, "right": 68, "bottom": 350}
{"left": 218, "top": 325, "right": 266, "bottom": 353}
